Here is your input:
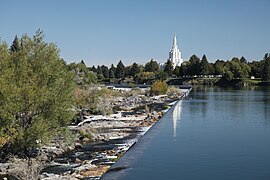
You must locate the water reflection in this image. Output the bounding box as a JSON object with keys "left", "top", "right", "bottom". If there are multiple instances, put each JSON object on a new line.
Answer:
{"left": 172, "top": 100, "right": 182, "bottom": 138}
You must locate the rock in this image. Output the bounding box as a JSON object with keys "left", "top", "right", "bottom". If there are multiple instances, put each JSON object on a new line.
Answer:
{"left": 78, "top": 165, "right": 110, "bottom": 178}
{"left": 79, "top": 136, "right": 84, "bottom": 141}
{"left": 82, "top": 138, "right": 91, "bottom": 143}
{"left": 75, "top": 143, "right": 82, "bottom": 149}
{"left": 75, "top": 158, "right": 82, "bottom": 164}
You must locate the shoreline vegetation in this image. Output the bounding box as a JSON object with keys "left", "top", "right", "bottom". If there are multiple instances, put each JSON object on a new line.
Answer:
{"left": 1, "top": 84, "right": 191, "bottom": 179}
{"left": 0, "top": 31, "right": 269, "bottom": 179}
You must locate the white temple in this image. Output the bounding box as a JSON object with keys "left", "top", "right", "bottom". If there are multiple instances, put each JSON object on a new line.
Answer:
{"left": 169, "top": 33, "right": 183, "bottom": 68}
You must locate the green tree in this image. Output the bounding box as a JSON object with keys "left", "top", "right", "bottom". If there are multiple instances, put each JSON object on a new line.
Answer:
{"left": 130, "top": 62, "right": 141, "bottom": 76}
{"left": 67, "top": 61, "right": 97, "bottom": 85}
{"left": 262, "top": 53, "right": 270, "bottom": 81}
{"left": 109, "top": 68, "right": 115, "bottom": 78}
{"left": 179, "top": 62, "right": 189, "bottom": 77}
{"left": 145, "top": 59, "right": 159, "bottom": 72}
{"left": 214, "top": 60, "right": 226, "bottom": 75}
{"left": 200, "top": 54, "right": 209, "bottom": 76}
{"left": 230, "top": 57, "right": 250, "bottom": 79}
{"left": 155, "top": 70, "right": 168, "bottom": 80}
{"left": 173, "top": 66, "right": 181, "bottom": 77}
{"left": 222, "top": 68, "right": 234, "bottom": 82}
{"left": 97, "top": 65, "right": 104, "bottom": 80}
{"left": 240, "top": 56, "right": 247, "bottom": 63}
{"left": 101, "top": 65, "right": 109, "bottom": 78}
{"left": 115, "top": 60, "right": 125, "bottom": 78}
{"left": 90, "top": 65, "right": 97, "bottom": 72}
{"left": 164, "top": 59, "right": 174, "bottom": 76}
{"left": 0, "top": 30, "right": 75, "bottom": 153}
{"left": 10, "top": 35, "right": 21, "bottom": 52}
{"left": 188, "top": 54, "right": 201, "bottom": 76}
{"left": 249, "top": 60, "right": 264, "bottom": 78}
{"left": 135, "top": 71, "right": 155, "bottom": 84}
{"left": 150, "top": 80, "right": 168, "bottom": 96}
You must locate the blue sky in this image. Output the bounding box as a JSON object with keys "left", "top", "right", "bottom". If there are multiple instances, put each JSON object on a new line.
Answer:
{"left": 1, "top": 0, "right": 269, "bottom": 66}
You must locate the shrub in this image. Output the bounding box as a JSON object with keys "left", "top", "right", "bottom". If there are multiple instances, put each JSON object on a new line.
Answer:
{"left": 150, "top": 80, "right": 168, "bottom": 96}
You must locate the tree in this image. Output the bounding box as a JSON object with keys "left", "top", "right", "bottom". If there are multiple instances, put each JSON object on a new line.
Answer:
{"left": 110, "top": 64, "right": 116, "bottom": 73}
{"left": 188, "top": 54, "right": 201, "bottom": 76}
{"left": 155, "top": 70, "right": 168, "bottom": 80}
{"left": 214, "top": 60, "right": 226, "bottom": 75}
{"left": 144, "top": 59, "right": 159, "bottom": 72}
{"left": 164, "top": 59, "right": 174, "bottom": 76}
{"left": 130, "top": 63, "right": 141, "bottom": 76}
{"left": 10, "top": 35, "right": 21, "bottom": 52}
{"left": 179, "top": 62, "right": 189, "bottom": 77}
{"left": 230, "top": 57, "right": 250, "bottom": 79}
{"left": 0, "top": 30, "right": 75, "bottom": 153}
{"left": 249, "top": 60, "right": 264, "bottom": 78}
{"left": 90, "top": 65, "right": 97, "bottom": 72}
{"left": 67, "top": 61, "right": 97, "bottom": 85}
{"left": 97, "top": 65, "right": 104, "bottom": 79}
{"left": 101, "top": 65, "right": 109, "bottom": 78}
{"left": 222, "top": 68, "right": 234, "bottom": 82}
{"left": 262, "top": 53, "right": 270, "bottom": 81}
{"left": 173, "top": 66, "right": 181, "bottom": 77}
{"left": 200, "top": 54, "right": 209, "bottom": 76}
{"left": 135, "top": 71, "right": 155, "bottom": 84}
{"left": 115, "top": 60, "right": 125, "bottom": 78}
{"left": 150, "top": 80, "right": 168, "bottom": 96}
{"left": 240, "top": 56, "right": 247, "bottom": 63}
{"left": 109, "top": 68, "right": 115, "bottom": 78}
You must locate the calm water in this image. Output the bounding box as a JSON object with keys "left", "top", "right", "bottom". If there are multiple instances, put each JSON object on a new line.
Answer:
{"left": 103, "top": 86, "right": 270, "bottom": 180}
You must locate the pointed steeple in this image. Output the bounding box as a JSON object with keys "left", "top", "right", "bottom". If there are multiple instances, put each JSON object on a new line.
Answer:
{"left": 169, "top": 33, "right": 183, "bottom": 68}
{"left": 172, "top": 33, "right": 177, "bottom": 49}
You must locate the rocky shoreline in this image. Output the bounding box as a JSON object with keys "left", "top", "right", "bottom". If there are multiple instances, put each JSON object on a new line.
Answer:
{"left": 0, "top": 87, "right": 191, "bottom": 180}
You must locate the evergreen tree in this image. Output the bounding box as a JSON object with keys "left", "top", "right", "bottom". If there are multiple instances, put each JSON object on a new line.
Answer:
{"left": 110, "top": 64, "right": 116, "bottom": 73}
{"left": 91, "top": 65, "right": 97, "bottom": 72}
{"left": 250, "top": 60, "right": 264, "bottom": 78}
{"left": 115, "top": 60, "right": 125, "bottom": 78}
{"left": 240, "top": 56, "right": 247, "bottom": 63}
{"left": 262, "top": 53, "right": 270, "bottom": 81}
{"left": 173, "top": 66, "right": 181, "bottom": 77}
{"left": 188, "top": 54, "right": 201, "bottom": 76}
{"left": 200, "top": 54, "right": 209, "bottom": 76}
{"left": 164, "top": 60, "right": 174, "bottom": 77}
{"left": 130, "top": 62, "right": 141, "bottom": 76}
{"left": 179, "top": 62, "right": 189, "bottom": 77}
{"left": 101, "top": 65, "right": 109, "bottom": 78}
{"left": 80, "top": 60, "right": 85, "bottom": 65}
{"left": 10, "top": 35, "right": 21, "bottom": 52}
{"left": 109, "top": 68, "right": 115, "bottom": 78}
{"left": 145, "top": 59, "right": 159, "bottom": 72}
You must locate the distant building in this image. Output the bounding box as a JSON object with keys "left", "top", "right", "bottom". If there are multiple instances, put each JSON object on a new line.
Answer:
{"left": 168, "top": 33, "right": 183, "bottom": 68}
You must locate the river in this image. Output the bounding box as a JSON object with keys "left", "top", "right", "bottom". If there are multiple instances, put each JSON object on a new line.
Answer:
{"left": 103, "top": 86, "right": 270, "bottom": 180}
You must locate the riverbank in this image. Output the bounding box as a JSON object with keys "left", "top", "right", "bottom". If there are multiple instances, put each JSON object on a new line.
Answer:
{"left": 0, "top": 87, "right": 191, "bottom": 179}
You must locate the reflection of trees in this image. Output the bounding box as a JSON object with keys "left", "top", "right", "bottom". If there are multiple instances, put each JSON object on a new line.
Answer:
{"left": 262, "top": 87, "right": 270, "bottom": 123}
{"left": 189, "top": 86, "right": 209, "bottom": 118}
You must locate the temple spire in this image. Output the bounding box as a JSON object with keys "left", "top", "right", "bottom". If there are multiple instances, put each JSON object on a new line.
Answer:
{"left": 172, "top": 33, "right": 177, "bottom": 49}
{"left": 168, "top": 33, "right": 183, "bottom": 68}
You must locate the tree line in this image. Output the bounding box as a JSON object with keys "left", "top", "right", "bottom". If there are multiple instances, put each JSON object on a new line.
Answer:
{"left": 78, "top": 54, "right": 270, "bottom": 84}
